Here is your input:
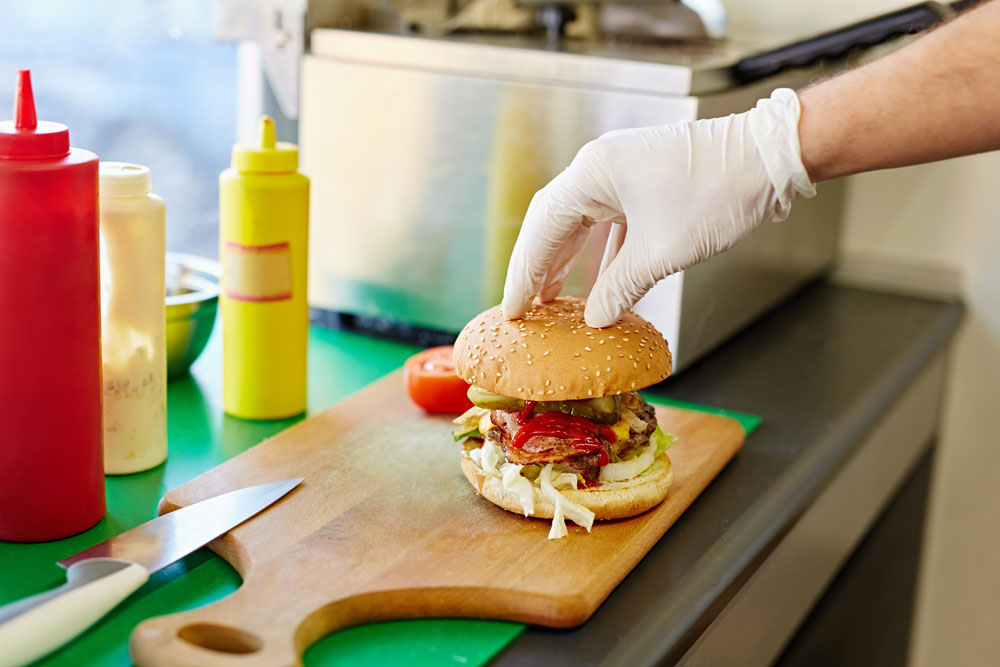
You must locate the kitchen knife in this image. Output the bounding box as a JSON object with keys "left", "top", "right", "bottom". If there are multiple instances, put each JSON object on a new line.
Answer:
{"left": 0, "top": 477, "right": 303, "bottom": 667}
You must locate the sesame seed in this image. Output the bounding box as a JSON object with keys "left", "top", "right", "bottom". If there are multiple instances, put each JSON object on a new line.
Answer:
{"left": 623, "top": 337, "right": 630, "bottom": 342}
{"left": 540, "top": 334, "right": 546, "bottom": 339}
{"left": 527, "top": 360, "right": 533, "bottom": 365}
{"left": 584, "top": 346, "right": 592, "bottom": 352}
{"left": 543, "top": 351, "right": 550, "bottom": 356}
{"left": 598, "top": 340, "right": 605, "bottom": 345}
{"left": 633, "top": 362, "right": 638, "bottom": 369}
{"left": 609, "top": 335, "right": 616, "bottom": 339}
{"left": 596, "top": 371, "right": 601, "bottom": 377}
{"left": 526, "top": 353, "right": 533, "bottom": 359}
{"left": 581, "top": 366, "right": 587, "bottom": 371}
{"left": 546, "top": 389, "right": 554, "bottom": 395}
{"left": 574, "top": 353, "right": 581, "bottom": 358}
{"left": 559, "top": 385, "right": 565, "bottom": 390}
{"left": 587, "top": 389, "right": 593, "bottom": 396}
{"left": 606, "top": 355, "right": 611, "bottom": 361}
{"left": 631, "top": 381, "right": 636, "bottom": 388}
{"left": 496, "top": 372, "right": 502, "bottom": 377}
{"left": 488, "top": 355, "right": 495, "bottom": 361}
{"left": 584, "top": 375, "right": 590, "bottom": 380}
{"left": 646, "top": 363, "right": 650, "bottom": 369}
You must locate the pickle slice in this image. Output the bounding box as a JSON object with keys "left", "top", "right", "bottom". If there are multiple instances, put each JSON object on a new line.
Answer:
{"left": 467, "top": 386, "right": 622, "bottom": 424}
{"left": 467, "top": 385, "right": 524, "bottom": 411}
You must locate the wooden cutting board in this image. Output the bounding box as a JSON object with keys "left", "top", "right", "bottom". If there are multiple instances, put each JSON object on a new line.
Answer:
{"left": 130, "top": 371, "right": 744, "bottom": 667}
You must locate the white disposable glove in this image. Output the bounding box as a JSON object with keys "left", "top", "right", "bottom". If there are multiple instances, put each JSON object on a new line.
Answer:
{"left": 501, "top": 88, "right": 817, "bottom": 328}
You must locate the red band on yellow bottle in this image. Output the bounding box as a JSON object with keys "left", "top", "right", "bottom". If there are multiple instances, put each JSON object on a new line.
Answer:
{"left": 222, "top": 240, "right": 293, "bottom": 302}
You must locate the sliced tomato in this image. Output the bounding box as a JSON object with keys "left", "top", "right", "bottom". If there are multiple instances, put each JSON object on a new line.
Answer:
{"left": 404, "top": 346, "right": 473, "bottom": 415}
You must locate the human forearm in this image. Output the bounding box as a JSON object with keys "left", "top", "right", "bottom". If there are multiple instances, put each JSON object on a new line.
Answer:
{"left": 799, "top": 0, "right": 1000, "bottom": 182}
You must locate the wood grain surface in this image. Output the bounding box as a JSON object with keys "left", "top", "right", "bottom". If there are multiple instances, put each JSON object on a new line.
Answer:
{"left": 129, "top": 371, "right": 745, "bottom": 666}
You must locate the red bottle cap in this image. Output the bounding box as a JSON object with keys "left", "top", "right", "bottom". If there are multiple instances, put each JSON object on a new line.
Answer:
{"left": 0, "top": 70, "right": 70, "bottom": 159}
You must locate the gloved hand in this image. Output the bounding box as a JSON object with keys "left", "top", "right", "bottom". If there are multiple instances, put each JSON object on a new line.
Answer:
{"left": 501, "top": 88, "right": 817, "bottom": 328}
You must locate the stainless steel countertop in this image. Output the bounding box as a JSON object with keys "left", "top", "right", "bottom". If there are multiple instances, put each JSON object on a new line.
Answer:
{"left": 309, "top": 28, "right": 765, "bottom": 95}
{"left": 491, "top": 281, "right": 964, "bottom": 666}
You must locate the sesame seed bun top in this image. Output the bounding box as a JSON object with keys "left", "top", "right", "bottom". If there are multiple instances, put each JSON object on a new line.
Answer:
{"left": 453, "top": 297, "right": 672, "bottom": 401}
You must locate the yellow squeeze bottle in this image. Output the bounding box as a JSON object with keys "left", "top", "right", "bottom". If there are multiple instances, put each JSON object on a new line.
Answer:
{"left": 219, "top": 116, "right": 309, "bottom": 419}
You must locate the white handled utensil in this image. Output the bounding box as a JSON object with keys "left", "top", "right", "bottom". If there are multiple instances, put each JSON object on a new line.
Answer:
{"left": 0, "top": 477, "right": 303, "bottom": 667}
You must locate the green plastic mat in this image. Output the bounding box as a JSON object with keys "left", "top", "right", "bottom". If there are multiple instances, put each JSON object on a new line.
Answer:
{"left": 0, "top": 326, "right": 760, "bottom": 667}
{"left": 642, "top": 393, "right": 763, "bottom": 435}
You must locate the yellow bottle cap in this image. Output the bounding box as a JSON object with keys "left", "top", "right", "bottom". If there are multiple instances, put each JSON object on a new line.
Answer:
{"left": 231, "top": 116, "right": 298, "bottom": 173}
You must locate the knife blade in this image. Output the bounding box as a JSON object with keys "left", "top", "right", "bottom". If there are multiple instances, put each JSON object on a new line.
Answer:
{"left": 0, "top": 477, "right": 303, "bottom": 667}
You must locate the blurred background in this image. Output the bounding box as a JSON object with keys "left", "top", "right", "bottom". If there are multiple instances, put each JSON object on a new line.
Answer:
{"left": 0, "top": 0, "right": 236, "bottom": 258}
{"left": 1, "top": 1, "right": 997, "bottom": 666}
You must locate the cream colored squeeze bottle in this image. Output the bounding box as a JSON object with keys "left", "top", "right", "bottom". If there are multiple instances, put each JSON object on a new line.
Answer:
{"left": 219, "top": 116, "right": 309, "bottom": 420}
{"left": 99, "top": 162, "right": 167, "bottom": 474}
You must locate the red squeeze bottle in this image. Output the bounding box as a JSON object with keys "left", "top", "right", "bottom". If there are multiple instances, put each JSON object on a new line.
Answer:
{"left": 0, "top": 70, "right": 104, "bottom": 542}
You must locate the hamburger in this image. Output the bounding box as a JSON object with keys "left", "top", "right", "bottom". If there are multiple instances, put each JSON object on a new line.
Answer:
{"left": 451, "top": 297, "right": 675, "bottom": 539}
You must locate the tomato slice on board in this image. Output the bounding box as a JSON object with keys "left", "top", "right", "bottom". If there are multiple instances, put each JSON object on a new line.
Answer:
{"left": 404, "top": 346, "right": 473, "bottom": 415}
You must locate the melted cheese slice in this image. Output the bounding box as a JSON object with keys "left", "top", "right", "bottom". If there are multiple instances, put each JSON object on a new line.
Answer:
{"left": 611, "top": 418, "right": 631, "bottom": 443}
{"left": 479, "top": 412, "right": 495, "bottom": 436}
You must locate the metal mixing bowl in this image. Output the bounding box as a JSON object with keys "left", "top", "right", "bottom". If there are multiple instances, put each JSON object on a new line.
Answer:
{"left": 166, "top": 252, "right": 221, "bottom": 379}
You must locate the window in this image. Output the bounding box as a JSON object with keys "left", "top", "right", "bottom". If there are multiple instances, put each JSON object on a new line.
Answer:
{"left": 0, "top": 0, "right": 237, "bottom": 259}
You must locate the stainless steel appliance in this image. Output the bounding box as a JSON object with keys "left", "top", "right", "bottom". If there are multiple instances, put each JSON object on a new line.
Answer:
{"left": 296, "top": 1, "right": 948, "bottom": 369}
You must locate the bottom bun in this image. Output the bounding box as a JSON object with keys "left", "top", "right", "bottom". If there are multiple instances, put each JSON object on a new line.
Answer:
{"left": 460, "top": 450, "right": 673, "bottom": 521}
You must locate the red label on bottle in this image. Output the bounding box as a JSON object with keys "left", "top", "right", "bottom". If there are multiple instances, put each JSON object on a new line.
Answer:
{"left": 223, "top": 241, "right": 293, "bottom": 302}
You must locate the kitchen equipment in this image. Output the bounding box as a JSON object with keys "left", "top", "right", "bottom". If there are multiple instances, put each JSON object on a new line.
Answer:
{"left": 0, "top": 69, "right": 104, "bottom": 542}
{"left": 128, "top": 371, "right": 744, "bottom": 666}
{"left": 300, "top": 3, "right": 949, "bottom": 371}
{"left": 100, "top": 162, "right": 168, "bottom": 474}
{"left": 220, "top": 115, "right": 310, "bottom": 419}
{"left": 0, "top": 478, "right": 302, "bottom": 667}
{"left": 166, "top": 253, "right": 221, "bottom": 379}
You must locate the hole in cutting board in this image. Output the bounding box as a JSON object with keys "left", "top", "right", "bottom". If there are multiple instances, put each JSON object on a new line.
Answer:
{"left": 177, "top": 623, "right": 264, "bottom": 654}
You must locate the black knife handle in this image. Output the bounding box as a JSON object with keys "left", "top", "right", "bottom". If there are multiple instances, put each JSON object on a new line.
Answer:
{"left": 734, "top": 2, "right": 954, "bottom": 84}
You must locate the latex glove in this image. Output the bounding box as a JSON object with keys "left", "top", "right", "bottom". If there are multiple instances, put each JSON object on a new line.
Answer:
{"left": 501, "top": 88, "right": 817, "bottom": 328}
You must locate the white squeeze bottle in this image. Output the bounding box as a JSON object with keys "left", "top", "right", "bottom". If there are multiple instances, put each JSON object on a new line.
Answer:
{"left": 99, "top": 162, "right": 167, "bottom": 474}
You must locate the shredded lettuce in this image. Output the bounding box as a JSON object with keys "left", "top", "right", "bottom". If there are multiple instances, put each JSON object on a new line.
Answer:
{"left": 453, "top": 426, "right": 480, "bottom": 442}
{"left": 470, "top": 440, "right": 504, "bottom": 477}
{"left": 549, "top": 499, "right": 568, "bottom": 539}
{"left": 539, "top": 463, "right": 594, "bottom": 539}
{"left": 500, "top": 463, "right": 535, "bottom": 516}
{"left": 651, "top": 425, "right": 675, "bottom": 455}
